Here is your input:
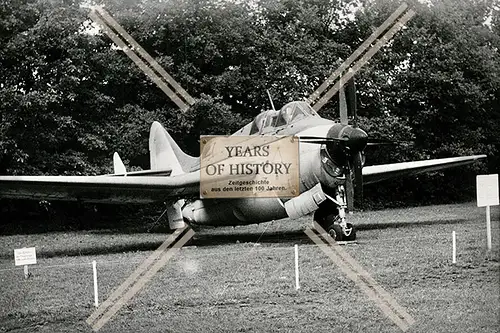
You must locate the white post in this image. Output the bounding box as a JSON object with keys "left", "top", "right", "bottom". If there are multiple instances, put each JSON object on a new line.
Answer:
{"left": 452, "top": 231, "right": 456, "bottom": 264}
{"left": 92, "top": 260, "right": 99, "bottom": 307}
{"left": 486, "top": 206, "right": 492, "bottom": 250}
{"left": 294, "top": 244, "right": 300, "bottom": 290}
{"left": 24, "top": 265, "right": 29, "bottom": 279}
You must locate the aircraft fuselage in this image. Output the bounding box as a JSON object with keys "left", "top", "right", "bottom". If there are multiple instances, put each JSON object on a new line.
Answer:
{"left": 182, "top": 103, "right": 347, "bottom": 226}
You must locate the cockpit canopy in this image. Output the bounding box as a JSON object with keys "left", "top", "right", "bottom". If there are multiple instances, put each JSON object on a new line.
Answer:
{"left": 250, "top": 101, "right": 318, "bottom": 134}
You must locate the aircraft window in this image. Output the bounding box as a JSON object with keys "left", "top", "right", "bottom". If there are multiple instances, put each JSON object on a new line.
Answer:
{"left": 249, "top": 121, "right": 259, "bottom": 135}
{"left": 251, "top": 103, "right": 316, "bottom": 132}
{"left": 276, "top": 106, "right": 293, "bottom": 127}
{"left": 250, "top": 112, "right": 266, "bottom": 134}
{"left": 250, "top": 110, "right": 278, "bottom": 134}
{"left": 296, "top": 101, "right": 318, "bottom": 117}
{"left": 276, "top": 101, "right": 316, "bottom": 126}
{"left": 265, "top": 115, "right": 277, "bottom": 127}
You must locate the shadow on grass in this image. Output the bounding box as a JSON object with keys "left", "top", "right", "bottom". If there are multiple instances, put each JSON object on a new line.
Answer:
{"left": 356, "top": 218, "right": 467, "bottom": 230}
{"left": 192, "top": 218, "right": 466, "bottom": 245}
{"left": 0, "top": 241, "right": 166, "bottom": 259}
{"left": 1, "top": 217, "right": 468, "bottom": 259}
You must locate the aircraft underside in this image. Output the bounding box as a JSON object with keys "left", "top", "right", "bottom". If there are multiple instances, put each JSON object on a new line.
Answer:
{"left": 182, "top": 182, "right": 356, "bottom": 241}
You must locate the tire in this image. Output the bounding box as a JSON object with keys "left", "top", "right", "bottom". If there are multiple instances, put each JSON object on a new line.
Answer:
{"left": 327, "top": 224, "right": 343, "bottom": 241}
{"left": 314, "top": 210, "right": 356, "bottom": 241}
{"left": 322, "top": 220, "right": 357, "bottom": 242}
{"left": 341, "top": 223, "right": 356, "bottom": 241}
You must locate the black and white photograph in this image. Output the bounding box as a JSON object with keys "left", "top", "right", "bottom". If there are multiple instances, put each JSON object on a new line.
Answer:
{"left": 0, "top": 0, "right": 499, "bottom": 332}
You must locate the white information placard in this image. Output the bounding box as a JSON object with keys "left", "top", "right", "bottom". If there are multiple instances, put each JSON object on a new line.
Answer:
{"left": 476, "top": 174, "right": 499, "bottom": 207}
{"left": 14, "top": 247, "right": 37, "bottom": 266}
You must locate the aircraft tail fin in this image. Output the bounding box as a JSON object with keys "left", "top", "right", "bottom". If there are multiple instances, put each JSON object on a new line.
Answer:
{"left": 113, "top": 152, "right": 127, "bottom": 175}
{"left": 149, "top": 121, "right": 198, "bottom": 176}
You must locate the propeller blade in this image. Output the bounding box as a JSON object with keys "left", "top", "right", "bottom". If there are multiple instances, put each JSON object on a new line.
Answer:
{"left": 366, "top": 141, "right": 397, "bottom": 146}
{"left": 299, "top": 136, "right": 348, "bottom": 144}
{"left": 339, "top": 76, "right": 348, "bottom": 125}
{"left": 300, "top": 140, "right": 335, "bottom": 145}
{"left": 345, "top": 166, "right": 354, "bottom": 213}
{"left": 346, "top": 77, "right": 357, "bottom": 127}
{"left": 353, "top": 151, "right": 364, "bottom": 210}
{"left": 366, "top": 138, "right": 414, "bottom": 146}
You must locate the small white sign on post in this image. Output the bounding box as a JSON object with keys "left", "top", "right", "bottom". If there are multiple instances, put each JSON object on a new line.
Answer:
{"left": 14, "top": 247, "right": 37, "bottom": 266}
{"left": 476, "top": 174, "right": 499, "bottom": 251}
{"left": 14, "top": 247, "right": 37, "bottom": 279}
{"left": 477, "top": 174, "right": 499, "bottom": 207}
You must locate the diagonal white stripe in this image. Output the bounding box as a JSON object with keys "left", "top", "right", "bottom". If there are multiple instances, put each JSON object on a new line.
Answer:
{"left": 308, "top": 3, "right": 409, "bottom": 104}
{"left": 91, "top": 229, "right": 195, "bottom": 331}
{"left": 93, "top": 6, "right": 195, "bottom": 106}
{"left": 89, "top": 8, "right": 193, "bottom": 112}
{"left": 313, "top": 222, "right": 415, "bottom": 325}
{"left": 86, "top": 226, "right": 187, "bottom": 325}
{"left": 313, "top": 9, "right": 415, "bottom": 111}
{"left": 305, "top": 228, "right": 411, "bottom": 331}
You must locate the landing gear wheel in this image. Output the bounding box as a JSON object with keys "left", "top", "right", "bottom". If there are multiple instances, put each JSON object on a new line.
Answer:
{"left": 314, "top": 209, "right": 356, "bottom": 241}
{"left": 314, "top": 212, "right": 343, "bottom": 241}
{"left": 327, "top": 224, "right": 343, "bottom": 241}
{"left": 341, "top": 223, "right": 356, "bottom": 241}
{"left": 326, "top": 223, "right": 356, "bottom": 241}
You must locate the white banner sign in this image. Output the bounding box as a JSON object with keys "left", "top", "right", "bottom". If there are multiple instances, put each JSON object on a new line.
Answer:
{"left": 14, "top": 247, "right": 37, "bottom": 266}
{"left": 476, "top": 174, "right": 499, "bottom": 207}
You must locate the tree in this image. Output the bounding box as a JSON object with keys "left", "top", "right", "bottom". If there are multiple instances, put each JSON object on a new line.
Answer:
{"left": 0, "top": 0, "right": 498, "bottom": 226}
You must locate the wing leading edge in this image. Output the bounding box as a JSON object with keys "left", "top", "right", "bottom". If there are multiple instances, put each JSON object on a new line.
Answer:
{"left": 0, "top": 172, "right": 200, "bottom": 204}
{"left": 363, "top": 155, "right": 487, "bottom": 185}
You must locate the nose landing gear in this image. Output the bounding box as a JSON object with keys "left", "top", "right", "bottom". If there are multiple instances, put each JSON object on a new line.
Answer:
{"left": 313, "top": 185, "right": 356, "bottom": 241}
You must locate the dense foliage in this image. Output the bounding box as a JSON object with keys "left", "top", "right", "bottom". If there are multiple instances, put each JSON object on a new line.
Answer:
{"left": 0, "top": 0, "right": 498, "bottom": 230}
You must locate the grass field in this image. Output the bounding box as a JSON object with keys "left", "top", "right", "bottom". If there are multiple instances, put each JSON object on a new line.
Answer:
{"left": 0, "top": 202, "right": 498, "bottom": 333}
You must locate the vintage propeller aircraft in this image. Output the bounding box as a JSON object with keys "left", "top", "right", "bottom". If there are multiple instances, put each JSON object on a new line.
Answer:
{"left": 0, "top": 5, "right": 487, "bottom": 241}
{"left": 0, "top": 77, "right": 486, "bottom": 240}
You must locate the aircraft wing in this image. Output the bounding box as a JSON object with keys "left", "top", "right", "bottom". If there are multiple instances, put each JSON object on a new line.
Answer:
{"left": 0, "top": 172, "right": 200, "bottom": 204}
{"left": 0, "top": 155, "right": 487, "bottom": 203}
{"left": 363, "top": 155, "right": 487, "bottom": 185}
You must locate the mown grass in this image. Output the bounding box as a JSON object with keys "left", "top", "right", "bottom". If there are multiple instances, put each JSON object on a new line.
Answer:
{"left": 0, "top": 202, "right": 498, "bottom": 332}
